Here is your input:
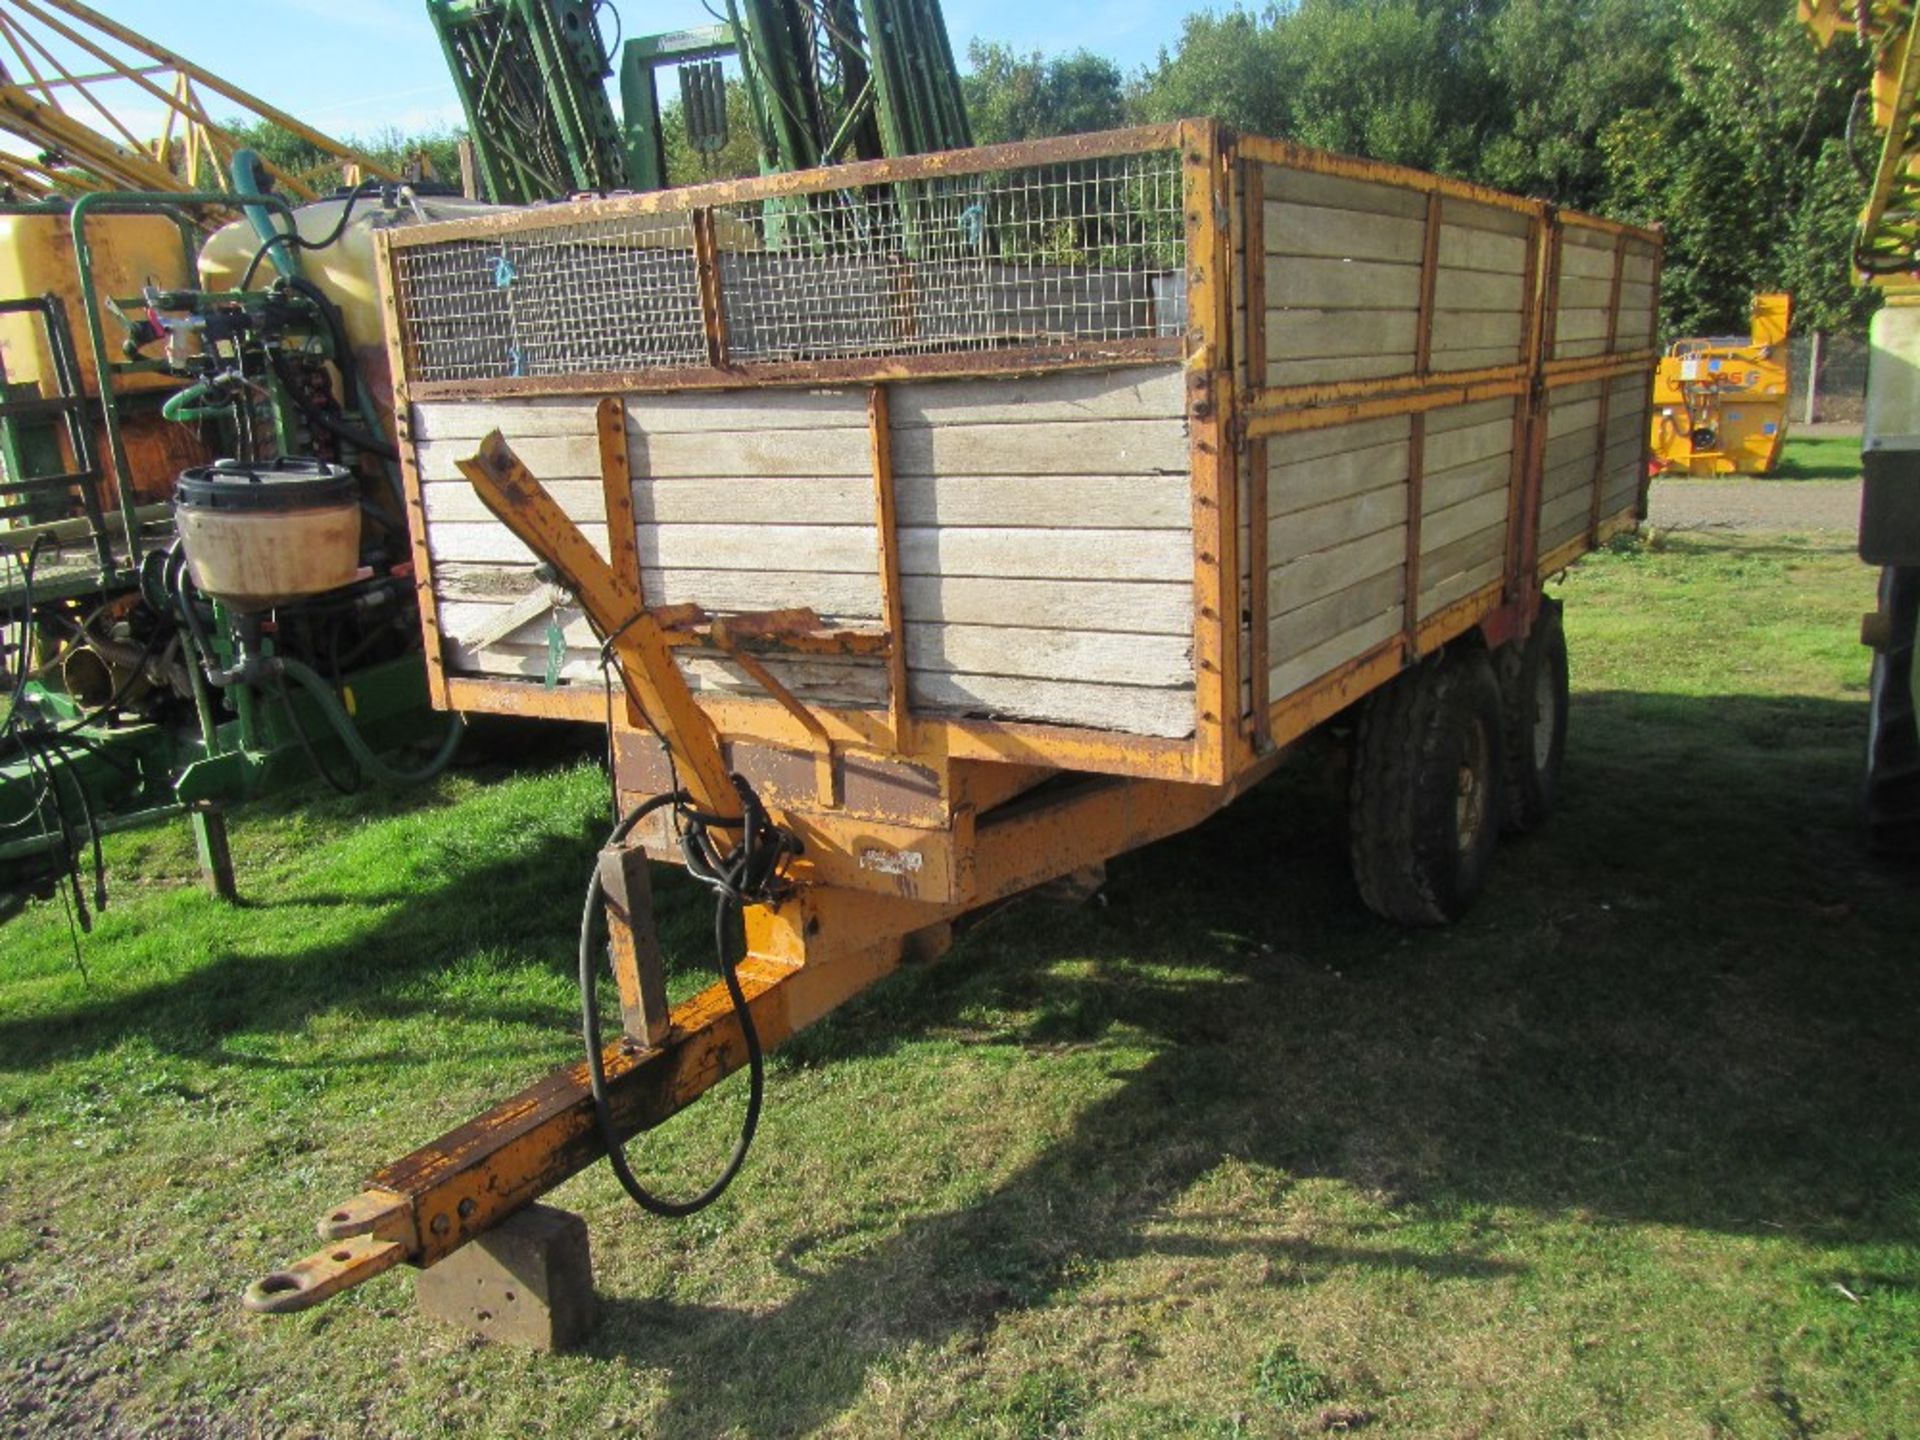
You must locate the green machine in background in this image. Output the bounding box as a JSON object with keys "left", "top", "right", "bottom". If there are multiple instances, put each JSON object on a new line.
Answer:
{"left": 427, "top": 0, "right": 972, "bottom": 205}
{"left": 0, "top": 178, "right": 465, "bottom": 916}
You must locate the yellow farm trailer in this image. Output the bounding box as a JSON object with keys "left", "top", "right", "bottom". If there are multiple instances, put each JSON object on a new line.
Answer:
{"left": 241, "top": 122, "right": 1662, "bottom": 1317}
{"left": 1650, "top": 292, "right": 1793, "bottom": 476}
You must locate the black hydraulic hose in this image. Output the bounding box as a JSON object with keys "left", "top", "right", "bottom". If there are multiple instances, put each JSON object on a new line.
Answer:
{"left": 267, "top": 350, "right": 401, "bottom": 462}
{"left": 279, "top": 275, "right": 361, "bottom": 409}
{"left": 580, "top": 792, "right": 766, "bottom": 1218}
{"left": 238, "top": 184, "right": 381, "bottom": 292}
{"left": 166, "top": 551, "right": 235, "bottom": 687}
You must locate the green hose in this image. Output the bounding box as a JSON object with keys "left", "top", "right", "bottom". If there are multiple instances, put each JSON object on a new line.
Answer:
{"left": 162, "top": 379, "right": 233, "bottom": 424}
{"left": 275, "top": 657, "right": 464, "bottom": 786}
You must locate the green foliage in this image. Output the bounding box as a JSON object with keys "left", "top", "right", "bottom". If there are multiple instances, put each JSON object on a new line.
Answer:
{"left": 963, "top": 41, "right": 1127, "bottom": 144}
{"left": 1252, "top": 1343, "right": 1332, "bottom": 1410}
{"left": 956, "top": 0, "right": 1882, "bottom": 340}
{"left": 222, "top": 118, "right": 466, "bottom": 193}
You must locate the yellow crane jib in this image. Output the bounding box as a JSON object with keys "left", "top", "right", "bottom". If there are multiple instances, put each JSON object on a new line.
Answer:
{"left": 1800, "top": 0, "right": 1920, "bottom": 282}
{"left": 1650, "top": 292, "right": 1794, "bottom": 476}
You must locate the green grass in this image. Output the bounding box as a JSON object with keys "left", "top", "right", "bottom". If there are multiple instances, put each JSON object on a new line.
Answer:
{"left": 1767, "top": 434, "right": 1861, "bottom": 483}
{"left": 3, "top": 532, "right": 1918, "bottom": 1438}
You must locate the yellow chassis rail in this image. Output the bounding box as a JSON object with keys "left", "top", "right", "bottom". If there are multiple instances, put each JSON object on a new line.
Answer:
{"left": 1803, "top": 0, "right": 1920, "bottom": 282}
{"left": 244, "top": 437, "right": 1286, "bottom": 1312}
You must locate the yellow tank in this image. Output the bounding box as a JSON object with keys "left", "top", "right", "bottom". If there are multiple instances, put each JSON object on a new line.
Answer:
{"left": 0, "top": 212, "right": 191, "bottom": 395}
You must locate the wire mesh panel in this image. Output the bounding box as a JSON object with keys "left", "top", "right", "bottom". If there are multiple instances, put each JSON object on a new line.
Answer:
{"left": 389, "top": 214, "right": 707, "bottom": 383}
{"left": 386, "top": 146, "right": 1188, "bottom": 386}
{"left": 717, "top": 149, "right": 1187, "bottom": 362}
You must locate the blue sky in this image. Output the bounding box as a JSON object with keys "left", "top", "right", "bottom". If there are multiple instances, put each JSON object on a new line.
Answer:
{"left": 93, "top": 1, "right": 1198, "bottom": 144}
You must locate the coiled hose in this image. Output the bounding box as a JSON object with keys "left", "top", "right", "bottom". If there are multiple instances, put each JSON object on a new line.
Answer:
{"left": 580, "top": 779, "right": 796, "bottom": 1216}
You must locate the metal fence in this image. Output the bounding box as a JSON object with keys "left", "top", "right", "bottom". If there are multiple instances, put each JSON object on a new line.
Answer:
{"left": 1792, "top": 331, "right": 1871, "bottom": 426}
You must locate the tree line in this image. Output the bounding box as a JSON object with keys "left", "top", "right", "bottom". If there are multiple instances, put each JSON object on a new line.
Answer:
{"left": 966, "top": 0, "right": 1872, "bottom": 339}
{"left": 235, "top": 0, "right": 1872, "bottom": 340}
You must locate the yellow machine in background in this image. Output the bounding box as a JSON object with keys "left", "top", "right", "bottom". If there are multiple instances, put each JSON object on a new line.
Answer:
{"left": 1650, "top": 292, "right": 1793, "bottom": 475}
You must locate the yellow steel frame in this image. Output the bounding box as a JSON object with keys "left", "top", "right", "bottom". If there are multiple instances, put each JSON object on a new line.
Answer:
{"left": 0, "top": 0, "right": 400, "bottom": 204}
{"left": 1803, "top": 0, "right": 1920, "bottom": 284}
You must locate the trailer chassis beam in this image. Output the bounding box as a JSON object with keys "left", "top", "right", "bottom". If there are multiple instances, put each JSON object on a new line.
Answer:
{"left": 242, "top": 762, "right": 1273, "bottom": 1313}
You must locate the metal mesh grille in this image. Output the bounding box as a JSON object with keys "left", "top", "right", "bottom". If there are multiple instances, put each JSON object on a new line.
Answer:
{"left": 389, "top": 214, "right": 706, "bottom": 383}
{"left": 389, "top": 149, "right": 1187, "bottom": 385}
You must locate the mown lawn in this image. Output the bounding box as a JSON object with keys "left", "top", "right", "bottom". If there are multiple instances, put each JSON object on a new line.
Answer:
{"left": 2, "top": 532, "right": 1917, "bottom": 1439}
{"left": 1767, "top": 434, "right": 1861, "bottom": 482}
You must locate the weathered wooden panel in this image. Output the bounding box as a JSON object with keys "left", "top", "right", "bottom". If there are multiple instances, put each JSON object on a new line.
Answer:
{"left": 1264, "top": 200, "right": 1426, "bottom": 264}
{"left": 1432, "top": 345, "right": 1526, "bottom": 372}
{"left": 910, "top": 671, "right": 1194, "bottom": 737}
{"left": 1538, "top": 485, "right": 1595, "bottom": 539}
{"left": 1425, "top": 413, "right": 1514, "bottom": 472}
{"left": 1269, "top": 435, "right": 1414, "bottom": 517}
{"left": 1267, "top": 414, "right": 1410, "bottom": 468}
{"left": 1557, "top": 235, "right": 1619, "bottom": 279}
{"left": 435, "top": 568, "right": 1196, "bottom": 635}
{"left": 429, "top": 473, "right": 1190, "bottom": 530}
{"left": 1555, "top": 308, "right": 1613, "bottom": 344}
{"left": 888, "top": 366, "right": 1187, "bottom": 427}
{"left": 898, "top": 526, "right": 1192, "bottom": 582}
{"left": 906, "top": 624, "right": 1191, "bottom": 688}
{"left": 1266, "top": 308, "right": 1420, "bottom": 363}
{"left": 1433, "top": 267, "right": 1525, "bottom": 312}
{"left": 898, "top": 576, "right": 1193, "bottom": 635}
{"left": 891, "top": 419, "right": 1191, "bottom": 477}
{"left": 1270, "top": 483, "right": 1407, "bottom": 568}
{"left": 1269, "top": 609, "right": 1402, "bottom": 699}
{"left": 1423, "top": 488, "right": 1509, "bottom": 555}
{"left": 416, "top": 363, "right": 1200, "bottom": 737}
{"left": 1555, "top": 276, "right": 1616, "bottom": 311}
{"left": 1430, "top": 309, "right": 1524, "bottom": 355}
{"left": 1269, "top": 524, "right": 1406, "bottom": 615}
{"left": 1267, "top": 567, "right": 1402, "bottom": 662}
{"left": 1423, "top": 452, "right": 1510, "bottom": 513}
{"left": 1420, "top": 542, "right": 1504, "bottom": 614}
{"left": 1268, "top": 256, "right": 1424, "bottom": 311}
{"left": 1264, "top": 165, "right": 1428, "bottom": 219}
{"left": 1262, "top": 402, "right": 1412, "bottom": 700}
{"left": 1436, "top": 222, "right": 1528, "bottom": 274}
{"left": 414, "top": 390, "right": 869, "bottom": 441}
{"left": 429, "top": 520, "right": 614, "bottom": 565}
{"left": 1544, "top": 427, "right": 1601, "bottom": 472}
{"left": 1269, "top": 352, "right": 1417, "bottom": 388}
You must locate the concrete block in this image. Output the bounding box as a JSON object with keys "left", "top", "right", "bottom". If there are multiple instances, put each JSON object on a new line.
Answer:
{"left": 415, "top": 1204, "right": 595, "bottom": 1352}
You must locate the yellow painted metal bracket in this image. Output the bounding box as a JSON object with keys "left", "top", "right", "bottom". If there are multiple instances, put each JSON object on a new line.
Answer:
{"left": 455, "top": 431, "right": 742, "bottom": 822}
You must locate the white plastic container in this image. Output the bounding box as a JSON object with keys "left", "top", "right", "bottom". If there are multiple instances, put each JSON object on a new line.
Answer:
{"left": 173, "top": 459, "right": 360, "bottom": 612}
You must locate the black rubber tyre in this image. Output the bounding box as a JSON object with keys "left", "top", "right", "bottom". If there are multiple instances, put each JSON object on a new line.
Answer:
{"left": 1348, "top": 645, "right": 1507, "bottom": 926}
{"left": 1866, "top": 565, "right": 1920, "bottom": 858}
{"left": 1496, "top": 597, "right": 1570, "bottom": 835}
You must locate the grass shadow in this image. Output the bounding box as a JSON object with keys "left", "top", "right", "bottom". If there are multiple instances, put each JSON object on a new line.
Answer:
{"left": 563, "top": 688, "right": 1920, "bottom": 1435}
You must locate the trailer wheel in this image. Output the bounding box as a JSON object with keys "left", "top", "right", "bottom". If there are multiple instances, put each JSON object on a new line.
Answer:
{"left": 1496, "top": 597, "right": 1569, "bottom": 834}
{"left": 1348, "top": 646, "right": 1505, "bottom": 925}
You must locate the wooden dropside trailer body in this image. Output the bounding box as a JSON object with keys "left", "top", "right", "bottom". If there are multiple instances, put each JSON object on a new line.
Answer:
{"left": 245, "top": 123, "right": 1660, "bottom": 1312}
{"left": 378, "top": 122, "right": 1657, "bottom": 811}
